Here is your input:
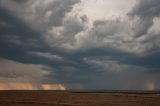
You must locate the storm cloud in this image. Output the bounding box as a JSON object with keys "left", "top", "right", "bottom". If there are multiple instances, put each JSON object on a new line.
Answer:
{"left": 0, "top": 0, "right": 160, "bottom": 90}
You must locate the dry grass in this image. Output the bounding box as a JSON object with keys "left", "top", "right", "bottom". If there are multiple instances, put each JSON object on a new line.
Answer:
{"left": 0, "top": 91, "right": 160, "bottom": 106}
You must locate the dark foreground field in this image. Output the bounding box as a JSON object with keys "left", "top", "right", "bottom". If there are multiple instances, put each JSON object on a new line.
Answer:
{"left": 0, "top": 91, "right": 160, "bottom": 106}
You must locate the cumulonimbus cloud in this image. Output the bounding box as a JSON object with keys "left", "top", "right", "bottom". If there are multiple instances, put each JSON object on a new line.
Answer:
{"left": 1, "top": 0, "right": 160, "bottom": 90}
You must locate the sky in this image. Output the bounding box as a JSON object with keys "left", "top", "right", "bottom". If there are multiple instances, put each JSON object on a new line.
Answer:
{"left": 0, "top": 0, "right": 160, "bottom": 90}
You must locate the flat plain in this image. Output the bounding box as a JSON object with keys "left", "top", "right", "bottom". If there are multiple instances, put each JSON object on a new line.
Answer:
{"left": 0, "top": 91, "right": 160, "bottom": 106}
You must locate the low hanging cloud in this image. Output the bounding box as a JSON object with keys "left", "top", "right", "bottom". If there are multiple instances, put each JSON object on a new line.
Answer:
{"left": 82, "top": 56, "right": 160, "bottom": 90}
{"left": 0, "top": 58, "right": 45, "bottom": 89}
{"left": 0, "top": 58, "right": 65, "bottom": 90}
{"left": 0, "top": 58, "right": 50, "bottom": 82}
{"left": 0, "top": 83, "right": 66, "bottom": 90}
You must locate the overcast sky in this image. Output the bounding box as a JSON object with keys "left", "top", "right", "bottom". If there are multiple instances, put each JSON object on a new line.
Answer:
{"left": 0, "top": 0, "right": 160, "bottom": 90}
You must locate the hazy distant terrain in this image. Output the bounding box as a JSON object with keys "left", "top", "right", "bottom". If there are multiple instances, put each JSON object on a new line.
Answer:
{"left": 0, "top": 91, "right": 160, "bottom": 106}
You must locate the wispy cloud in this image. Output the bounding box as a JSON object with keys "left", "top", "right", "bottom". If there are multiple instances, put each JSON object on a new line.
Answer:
{"left": 29, "top": 52, "right": 64, "bottom": 62}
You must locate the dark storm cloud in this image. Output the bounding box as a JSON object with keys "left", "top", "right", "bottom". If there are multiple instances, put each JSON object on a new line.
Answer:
{"left": 0, "top": 0, "right": 81, "bottom": 62}
{"left": 0, "top": 0, "right": 160, "bottom": 90}
{"left": 47, "top": 48, "right": 160, "bottom": 90}
{"left": 0, "top": 7, "right": 46, "bottom": 63}
{"left": 121, "top": 51, "right": 160, "bottom": 69}
{"left": 0, "top": 6, "right": 78, "bottom": 70}
{"left": 12, "top": 0, "right": 27, "bottom": 3}
{"left": 128, "top": 0, "right": 160, "bottom": 37}
{"left": 129, "top": 0, "right": 160, "bottom": 17}
{"left": 46, "top": 15, "right": 88, "bottom": 50}
{"left": 0, "top": 0, "right": 80, "bottom": 32}
{"left": 0, "top": 0, "right": 83, "bottom": 86}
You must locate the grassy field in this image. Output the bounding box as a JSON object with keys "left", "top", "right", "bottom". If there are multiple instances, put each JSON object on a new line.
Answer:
{"left": 0, "top": 91, "right": 160, "bottom": 106}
